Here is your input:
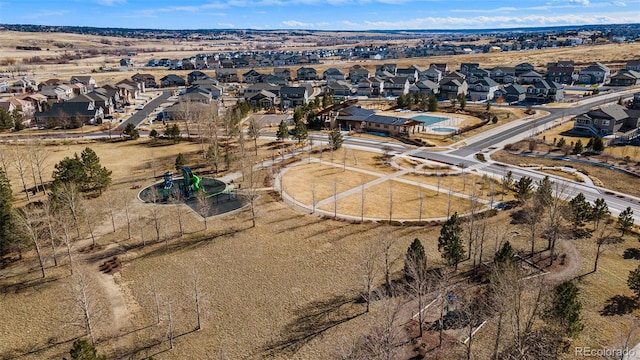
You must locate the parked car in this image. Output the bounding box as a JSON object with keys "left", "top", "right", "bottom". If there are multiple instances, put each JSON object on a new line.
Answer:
{"left": 135, "top": 105, "right": 144, "bottom": 110}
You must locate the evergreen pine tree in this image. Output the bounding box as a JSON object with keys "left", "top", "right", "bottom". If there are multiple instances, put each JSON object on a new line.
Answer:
{"left": 81, "top": 147, "right": 112, "bottom": 194}
{"left": 569, "top": 193, "right": 591, "bottom": 228}
{"left": 69, "top": 339, "right": 107, "bottom": 360}
{"left": 549, "top": 281, "right": 584, "bottom": 338}
{"left": 328, "top": 128, "right": 343, "bottom": 150}
{"left": 494, "top": 241, "right": 515, "bottom": 266}
{"left": 618, "top": 207, "right": 635, "bottom": 237}
{"left": 403, "top": 238, "right": 427, "bottom": 280}
{"left": 427, "top": 94, "right": 438, "bottom": 112}
{"left": 629, "top": 265, "right": 640, "bottom": 298}
{"left": 438, "top": 212, "right": 465, "bottom": 270}
{"left": 292, "top": 119, "right": 308, "bottom": 144}
{"left": 0, "top": 170, "right": 13, "bottom": 255}
{"left": 276, "top": 120, "right": 289, "bottom": 141}
{"left": 175, "top": 153, "right": 186, "bottom": 172}
{"left": 592, "top": 136, "right": 605, "bottom": 153}
{"left": 591, "top": 198, "right": 610, "bottom": 230}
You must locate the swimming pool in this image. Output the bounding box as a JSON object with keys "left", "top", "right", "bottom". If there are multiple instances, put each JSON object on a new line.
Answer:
{"left": 431, "top": 127, "right": 456, "bottom": 133}
{"left": 412, "top": 114, "right": 449, "bottom": 126}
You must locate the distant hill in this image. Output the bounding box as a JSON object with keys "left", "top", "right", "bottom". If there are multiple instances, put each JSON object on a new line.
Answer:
{"left": 1, "top": 23, "right": 639, "bottom": 40}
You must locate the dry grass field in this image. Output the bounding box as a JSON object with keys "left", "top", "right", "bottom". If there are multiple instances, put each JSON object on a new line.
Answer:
{"left": 1, "top": 135, "right": 640, "bottom": 359}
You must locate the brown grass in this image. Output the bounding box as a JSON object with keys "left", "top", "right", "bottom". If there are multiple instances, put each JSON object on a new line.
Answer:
{"left": 491, "top": 149, "right": 640, "bottom": 197}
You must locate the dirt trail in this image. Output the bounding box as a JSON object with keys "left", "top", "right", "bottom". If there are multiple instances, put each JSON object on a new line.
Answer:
{"left": 544, "top": 239, "right": 583, "bottom": 284}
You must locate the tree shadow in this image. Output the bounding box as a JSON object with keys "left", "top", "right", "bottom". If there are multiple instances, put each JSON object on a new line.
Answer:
{"left": 623, "top": 248, "right": 640, "bottom": 260}
{"left": 601, "top": 295, "right": 638, "bottom": 316}
{"left": 262, "top": 294, "right": 363, "bottom": 356}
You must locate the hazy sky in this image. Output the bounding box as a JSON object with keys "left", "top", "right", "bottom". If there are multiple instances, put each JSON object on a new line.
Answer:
{"left": 1, "top": 0, "right": 638, "bottom": 30}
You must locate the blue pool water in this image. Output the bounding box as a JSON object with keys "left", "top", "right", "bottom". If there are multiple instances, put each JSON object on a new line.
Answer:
{"left": 365, "top": 131, "right": 389, "bottom": 137}
{"left": 432, "top": 127, "right": 456, "bottom": 133}
{"left": 412, "top": 115, "right": 449, "bottom": 126}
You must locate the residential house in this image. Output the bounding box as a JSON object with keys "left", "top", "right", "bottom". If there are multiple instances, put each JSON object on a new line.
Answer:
{"left": 335, "top": 105, "right": 423, "bottom": 135}
{"left": 243, "top": 83, "right": 281, "bottom": 99}
{"left": 67, "top": 93, "right": 114, "bottom": 116}
{"left": 132, "top": 73, "right": 157, "bottom": 88}
{"left": 419, "top": 65, "right": 442, "bottom": 83}
{"left": 117, "top": 78, "right": 145, "bottom": 95}
{"left": 609, "top": 69, "right": 640, "bottom": 86}
{"left": 187, "top": 71, "right": 210, "bottom": 85}
{"left": 459, "top": 63, "right": 480, "bottom": 75}
{"left": 248, "top": 90, "right": 278, "bottom": 109}
{"left": 180, "top": 59, "right": 195, "bottom": 70}
{"left": 468, "top": 77, "right": 500, "bottom": 101}
{"left": 68, "top": 83, "right": 87, "bottom": 97}
{"left": 0, "top": 100, "right": 16, "bottom": 115}
{"left": 35, "top": 101, "right": 103, "bottom": 127}
{"left": 397, "top": 66, "right": 420, "bottom": 83}
{"left": 578, "top": 62, "right": 610, "bottom": 84}
{"left": 327, "top": 81, "right": 354, "bottom": 99}
{"left": 384, "top": 77, "right": 409, "bottom": 96}
{"left": 70, "top": 76, "right": 96, "bottom": 91}
{"left": 192, "top": 78, "right": 222, "bottom": 98}
{"left": 180, "top": 86, "right": 214, "bottom": 104}
{"left": 494, "top": 84, "right": 527, "bottom": 104}
{"left": 439, "top": 78, "right": 468, "bottom": 100}
{"left": 515, "top": 62, "right": 535, "bottom": 76}
{"left": 573, "top": 103, "right": 639, "bottom": 138}
{"left": 415, "top": 79, "right": 439, "bottom": 96}
{"left": 39, "top": 84, "right": 74, "bottom": 101}
{"left": 273, "top": 68, "right": 291, "bottom": 81}
{"left": 242, "top": 69, "right": 264, "bottom": 84}
{"left": 22, "top": 93, "right": 48, "bottom": 113}
{"left": 8, "top": 78, "right": 38, "bottom": 93}
{"left": 194, "top": 57, "right": 209, "bottom": 70}
{"left": 296, "top": 67, "right": 318, "bottom": 81}
{"left": 375, "top": 64, "right": 397, "bottom": 77}
{"left": 323, "top": 68, "right": 346, "bottom": 83}
{"left": 545, "top": 61, "right": 575, "bottom": 84}
{"left": 525, "top": 80, "right": 564, "bottom": 103}
{"left": 626, "top": 60, "right": 640, "bottom": 72}
{"left": 349, "top": 65, "right": 370, "bottom": 84}
{"left": 466, "top": 68, "right": 491, "bottom": 84}
{"left": 160, "top": 74, "right": 186, "bottom": 87}
{"left": 280, "top": 86, "right": 309, "bottom": 108}
{"left": 216, "top": 69, "right": 239, "bottom": 83}
{"left": 259, "top": 74, "right": 288, "bottom": 86}
{"left": 1, "top": 97, "right": 35, "bottom": 120}
{"left": 356, "top": 77, "right": 384, "bottom": 97}
{"left": 93, "top": 86, "right": 121, "bottom": 108}
{"left": 119, "top": 58, "right": 133, "bottom": 68}
{"left": 489, "top": 66, "right": 516, "bottom": 84}
{"left": 115, "top": 81, "right": 139, "bottom": 105}
{"left": 519, "top": 70, "right": 544, "bottom": 84}
{"left": 431, "top": 63, "right": 448, "bottom": 74}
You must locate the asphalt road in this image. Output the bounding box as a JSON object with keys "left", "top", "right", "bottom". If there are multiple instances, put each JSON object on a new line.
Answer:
{"left": 452, "top": 91, "right": 640, "bottom": 157}
{"left": 117, "top": 90, "right": 173, "bottom": 129}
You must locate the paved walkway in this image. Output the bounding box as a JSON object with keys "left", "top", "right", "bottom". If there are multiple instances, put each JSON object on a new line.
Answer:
{"left": 276, "top": 148, "right": 492, "bottom": 222}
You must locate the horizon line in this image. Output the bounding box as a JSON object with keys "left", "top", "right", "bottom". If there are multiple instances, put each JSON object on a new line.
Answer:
{"left": 2, "top": 22, "right": 639, "bottom": 34}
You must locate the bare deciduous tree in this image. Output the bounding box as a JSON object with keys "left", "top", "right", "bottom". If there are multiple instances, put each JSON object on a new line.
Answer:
{"left": 360, "top": 243, "right": 380, "bottom": 313}
{"left": 13, "top": 206, "right": 46, "bottom": 278}
{"left": 10, "top": 143, "right": 31, "bottom": 200}
{"left": 69, "top": 270, "right": 97, "bottom": 345}
{"left": 193, "top": 267, "right": 202, "bottom": 330}
{"left": 196, "top": 190, "right": 212, "bottom": 230}
{"left": 41, "top": 200, "right": 58, "bottom": 267}
{"left": 404, "top": 248, "right": 430, "bottom": 338}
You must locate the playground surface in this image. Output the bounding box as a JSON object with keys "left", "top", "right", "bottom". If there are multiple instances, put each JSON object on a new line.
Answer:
{"left": 138, "top": 176, "right": 249, "bottom": 218}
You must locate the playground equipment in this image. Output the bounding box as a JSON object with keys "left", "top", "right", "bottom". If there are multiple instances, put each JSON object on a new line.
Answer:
{"left": 181, "top": 167, "right": 203, "bottom": 199}
{"left": 157, "top": 167, "right": 233, "bottom": 202}
{"left": 138, "top": 166, "right": 247, "bottom": 218}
